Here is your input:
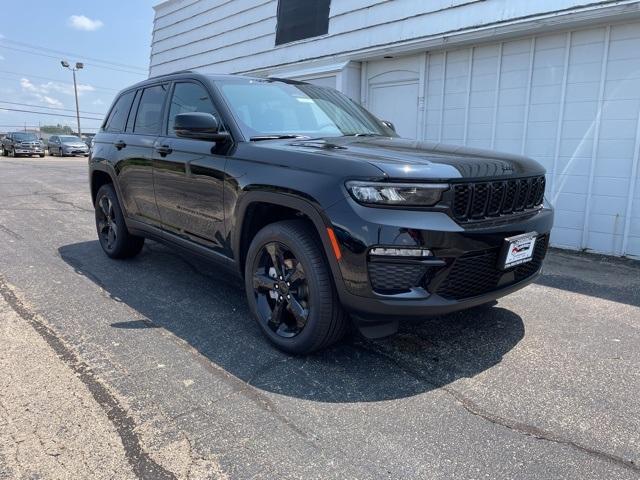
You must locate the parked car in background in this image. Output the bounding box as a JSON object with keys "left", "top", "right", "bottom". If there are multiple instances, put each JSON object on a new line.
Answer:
{"left": 81, "top": 133, "right": 96, "bottom": 147}
{"left": 2, "top": 132, "right": 45, "bottom": 157}
{"left": 48, "top": 135, "right": 90, "bottom": 157}
{"left": 89, "top": 72, "right": 554, "bottom": 354}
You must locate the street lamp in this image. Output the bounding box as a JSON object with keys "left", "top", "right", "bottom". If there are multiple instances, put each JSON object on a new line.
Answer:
{"left": 60, "top": 60, "right": 84, "bottom": 138}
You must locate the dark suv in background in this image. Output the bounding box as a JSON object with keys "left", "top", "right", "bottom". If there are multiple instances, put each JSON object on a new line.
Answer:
{"left": 89, "top": 72, "right": 553, "bottom": 354}
{"left": 2, "top": 132, "right": 45, "bottom": 157}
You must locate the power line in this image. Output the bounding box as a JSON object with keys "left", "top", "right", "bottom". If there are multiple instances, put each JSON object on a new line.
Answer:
{"left": 0, "top": 69, "right": 119, "bottom": 92}
{"left": 0, "top": 45, "right": 147, "bottom": 76}
{"left": 0, "top": 39, "right": 148, "bottom": 73}
{"left": 0, "top": 100, "right": 105, "bottom": 116}
{"left": 0, "top": 107, "right": 103, "bottom": 121}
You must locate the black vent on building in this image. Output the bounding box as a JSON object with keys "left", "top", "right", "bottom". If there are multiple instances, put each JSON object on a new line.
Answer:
{"left": 275, "top": 0, "right": 331, "bottom": 45}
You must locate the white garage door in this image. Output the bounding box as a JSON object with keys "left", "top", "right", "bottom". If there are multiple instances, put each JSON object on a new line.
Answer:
{"left": 364, "top": 22, "right": 640, "bottom": 259}
{"left": 365, "top": 56, "right": 421, "bottom": 139}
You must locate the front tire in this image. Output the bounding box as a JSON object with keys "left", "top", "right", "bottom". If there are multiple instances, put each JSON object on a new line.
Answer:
{"left": 244, "top": 220, "right": 348, "bottom": 354}
{"left": 94, "top": 184, "right": 144, "bottom": 259}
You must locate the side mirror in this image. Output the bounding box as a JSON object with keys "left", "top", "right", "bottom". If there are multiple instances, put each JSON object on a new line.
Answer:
{"left": 174, "top": 112, "right": 230, "bottom": 141}
{"left": 381, "top": 120, "right": 396, "bottom": 133}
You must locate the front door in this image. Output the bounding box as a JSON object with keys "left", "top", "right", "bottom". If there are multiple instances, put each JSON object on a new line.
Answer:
{"left": 153, "top": 81, "right": 228, "bottom": 252}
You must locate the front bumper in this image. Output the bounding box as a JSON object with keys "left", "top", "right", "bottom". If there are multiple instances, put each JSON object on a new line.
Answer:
{"left": 63, "top": 147, "right": 89, "bottom": 155}
{"left": 324, "top": 197, "right": 554, "bottom": 319}
{"left": 15, "top": 148, "right": 43, "bottom": 154}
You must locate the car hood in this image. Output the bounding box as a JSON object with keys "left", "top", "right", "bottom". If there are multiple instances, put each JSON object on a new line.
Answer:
{"left": 254, "top": 136, "right": 545, "bottom": 180}
{"left": 62, "top": 142, "right": 87, "bottom": 147}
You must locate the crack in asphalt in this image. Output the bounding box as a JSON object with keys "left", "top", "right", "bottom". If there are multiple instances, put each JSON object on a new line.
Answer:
{"left": 0, "top": 223, "right": 22, "bottom": 241}
{"left": 0, "top": 276, "right": 177, "bottom": 480}
{"left": 46, "top": 194, "right": 93, "bottom": 213}
{"left": 357, "top": 340, "right": 639, "bottom": 474}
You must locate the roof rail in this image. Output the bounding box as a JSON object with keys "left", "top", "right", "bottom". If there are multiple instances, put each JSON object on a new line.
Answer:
{"left": 147, "top": 69, "right": 194, "bottom": 80}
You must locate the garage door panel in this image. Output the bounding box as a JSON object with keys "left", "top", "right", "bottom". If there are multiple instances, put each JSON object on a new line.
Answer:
{"left": 551, "top": 227, "right": 583, "bottom": 248}
{"left": 589, "top": 214, "right": 625, "bottom": 235}
{"left": 626, "top": 237, "right": 640, "bottom": 258}
{"left": 369, "top": 82, "right": 419, "bottom": 138}
{"left": 598, "top": 138, "right": 637, "bottom": 158}
{"left": 529, "top": 103, "right": 561, "bottom": 122}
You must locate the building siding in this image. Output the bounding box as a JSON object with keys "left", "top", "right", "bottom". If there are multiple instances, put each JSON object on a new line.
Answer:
{"left": 149, "top": 0, "right": 634, "bottom": 76}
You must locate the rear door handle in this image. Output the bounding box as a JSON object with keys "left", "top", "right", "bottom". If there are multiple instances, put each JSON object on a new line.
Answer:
{"left": 155, "top": 145, "right": 173, "bottom": 156}
{"left": 114, "top": 140, "right": 126, "bottom": 150}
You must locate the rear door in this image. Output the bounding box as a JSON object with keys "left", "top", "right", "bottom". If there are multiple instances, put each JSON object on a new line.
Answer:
{"left": 153, "top": 80, "right": 228, "bottom": 251}
{"left": 116, "top": 84, "right": 169, "bottom": 227}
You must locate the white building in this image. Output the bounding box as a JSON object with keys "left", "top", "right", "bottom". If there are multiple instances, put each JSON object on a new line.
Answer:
{"left": 150, "top": 0, "right": 640, "bottom": 259}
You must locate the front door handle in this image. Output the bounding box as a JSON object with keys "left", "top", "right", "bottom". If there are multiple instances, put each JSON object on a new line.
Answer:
{"left": 155, "top": 145, "right": 173, "bottom": 156}
{"left": 114, "top": 140, "right": 126, "bottom": 150}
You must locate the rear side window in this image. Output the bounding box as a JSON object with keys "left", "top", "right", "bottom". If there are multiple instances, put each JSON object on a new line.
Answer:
{"left": 134, "top": 84, "right": 168, "bottom": 135}
{"left": 104, "top": 91, "right": 135, "bottom": 133}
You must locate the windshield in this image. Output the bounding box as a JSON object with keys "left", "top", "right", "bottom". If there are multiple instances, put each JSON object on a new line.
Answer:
{"left": 59, "top": 136, "right": 81, "bottom": 142}
{"left": 214, "top": 78, "right": 395, "bottom": 139}
{"left": 14, "top": 133, "right": 38, "bottom": 141}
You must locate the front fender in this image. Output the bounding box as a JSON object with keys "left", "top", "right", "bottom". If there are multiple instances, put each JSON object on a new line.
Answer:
{"left": 231, "top": 189, "right": 348, "bottom": 295}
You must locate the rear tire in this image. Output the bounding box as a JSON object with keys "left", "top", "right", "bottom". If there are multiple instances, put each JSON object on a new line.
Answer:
{"left": 244, "top": 219, "right": 348, "bottom": 354}
{"left": 39, "top": 154, "right": 45, "bottom": 158}
{"left": 94, "top": 184, "right": 144, "bottom": 259}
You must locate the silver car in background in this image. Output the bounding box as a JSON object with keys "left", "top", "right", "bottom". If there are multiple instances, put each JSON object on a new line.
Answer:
{"left": 48, "top": 135, "right": 89, "bottom": 157}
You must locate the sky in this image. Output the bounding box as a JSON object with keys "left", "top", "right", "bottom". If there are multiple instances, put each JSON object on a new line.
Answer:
{"left": 0, "top": 0, "right": 159, "bottom": 135}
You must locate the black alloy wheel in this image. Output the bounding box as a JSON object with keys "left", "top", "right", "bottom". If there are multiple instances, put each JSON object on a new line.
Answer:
{"left": 245, "top": 220, "right": 348, "bottom": 354}
{"left": 252, "top": 241, "right": 310, "bottom": 338}
{"left": 94, "top": 184, "right": 144, "bottom": 259}
{"left": 96, "top": 195, "right": 118, "bottom": 252}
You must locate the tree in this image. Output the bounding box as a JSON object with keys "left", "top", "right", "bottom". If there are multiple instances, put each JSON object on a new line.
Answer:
{"left": 40, "top": 124, "right": 74, "bottom": 135}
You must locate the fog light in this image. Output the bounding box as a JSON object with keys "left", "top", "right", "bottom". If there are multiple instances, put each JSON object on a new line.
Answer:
{"left": 369, "top": 247, "right": 433, "bottom": 257}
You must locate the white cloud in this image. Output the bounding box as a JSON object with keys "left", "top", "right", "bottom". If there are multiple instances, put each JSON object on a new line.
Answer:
{"left": 68, "top": 15, "right": 103, "bottom": 31}
{"left": 41, "top": 96, "right": 64, "bottom": 108}
{"left": 0, "top": 55, "right": 4, "bottom": 61}
{"left": 20, "top": 77, "right": 94, "bottom": 97}
{"left": 20, "top": 78, "right": 64, "bottom": 108}
{"left": 20, "top": 78, "right": 38, "bottom": 92}
{"left": 92, "top": 99, "right": 104, "bottom": 105}
{"left": 44, "top": 81, "right": 95, "bottom": 96}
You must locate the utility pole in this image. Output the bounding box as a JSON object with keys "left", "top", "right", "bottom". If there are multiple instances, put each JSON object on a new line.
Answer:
{"left": 61, "top": 60, "right": 84, "bottom": 138}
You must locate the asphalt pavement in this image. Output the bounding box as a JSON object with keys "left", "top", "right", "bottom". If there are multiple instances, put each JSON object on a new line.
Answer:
{"left": 0, "top": 156, "right": 639, "bottom": 479}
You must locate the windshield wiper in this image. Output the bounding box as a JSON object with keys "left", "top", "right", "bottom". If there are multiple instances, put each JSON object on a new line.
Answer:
{"left": 250, "top": 135, "right": 308, "bottom": 141}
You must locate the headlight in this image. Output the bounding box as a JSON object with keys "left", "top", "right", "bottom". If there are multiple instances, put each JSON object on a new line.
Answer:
{"left": 346, "top": 181, "right": 449, "bottom": 206}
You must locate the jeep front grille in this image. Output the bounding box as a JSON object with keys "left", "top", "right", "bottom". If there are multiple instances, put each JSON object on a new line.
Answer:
{"left": 452, "top": 176, "right": 545, "bottom": 222}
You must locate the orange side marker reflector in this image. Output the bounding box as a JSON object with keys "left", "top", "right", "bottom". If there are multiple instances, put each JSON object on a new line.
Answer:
{"left": 326, "top": 227, "right": 342, "bottom": 261}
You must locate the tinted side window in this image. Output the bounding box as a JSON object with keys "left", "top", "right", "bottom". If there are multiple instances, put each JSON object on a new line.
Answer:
{"left": 167, "top": 82, "right": 218, "bottom": 135}
{"left": 125, "top": 90, "right": 141, "bottom": 133}
{"left": 275, "top": 0, "right": 331, "bottom": 45}
{"left": 105, "top": 91, "right": 135, "bottom": 133}
{"left": 134, "top": 84, "right": 168, "bottom": 135}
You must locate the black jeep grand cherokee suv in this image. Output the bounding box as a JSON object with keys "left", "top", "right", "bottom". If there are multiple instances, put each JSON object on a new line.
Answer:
{"left": 89, "top": 72, "right": 553, "bottom": 354}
